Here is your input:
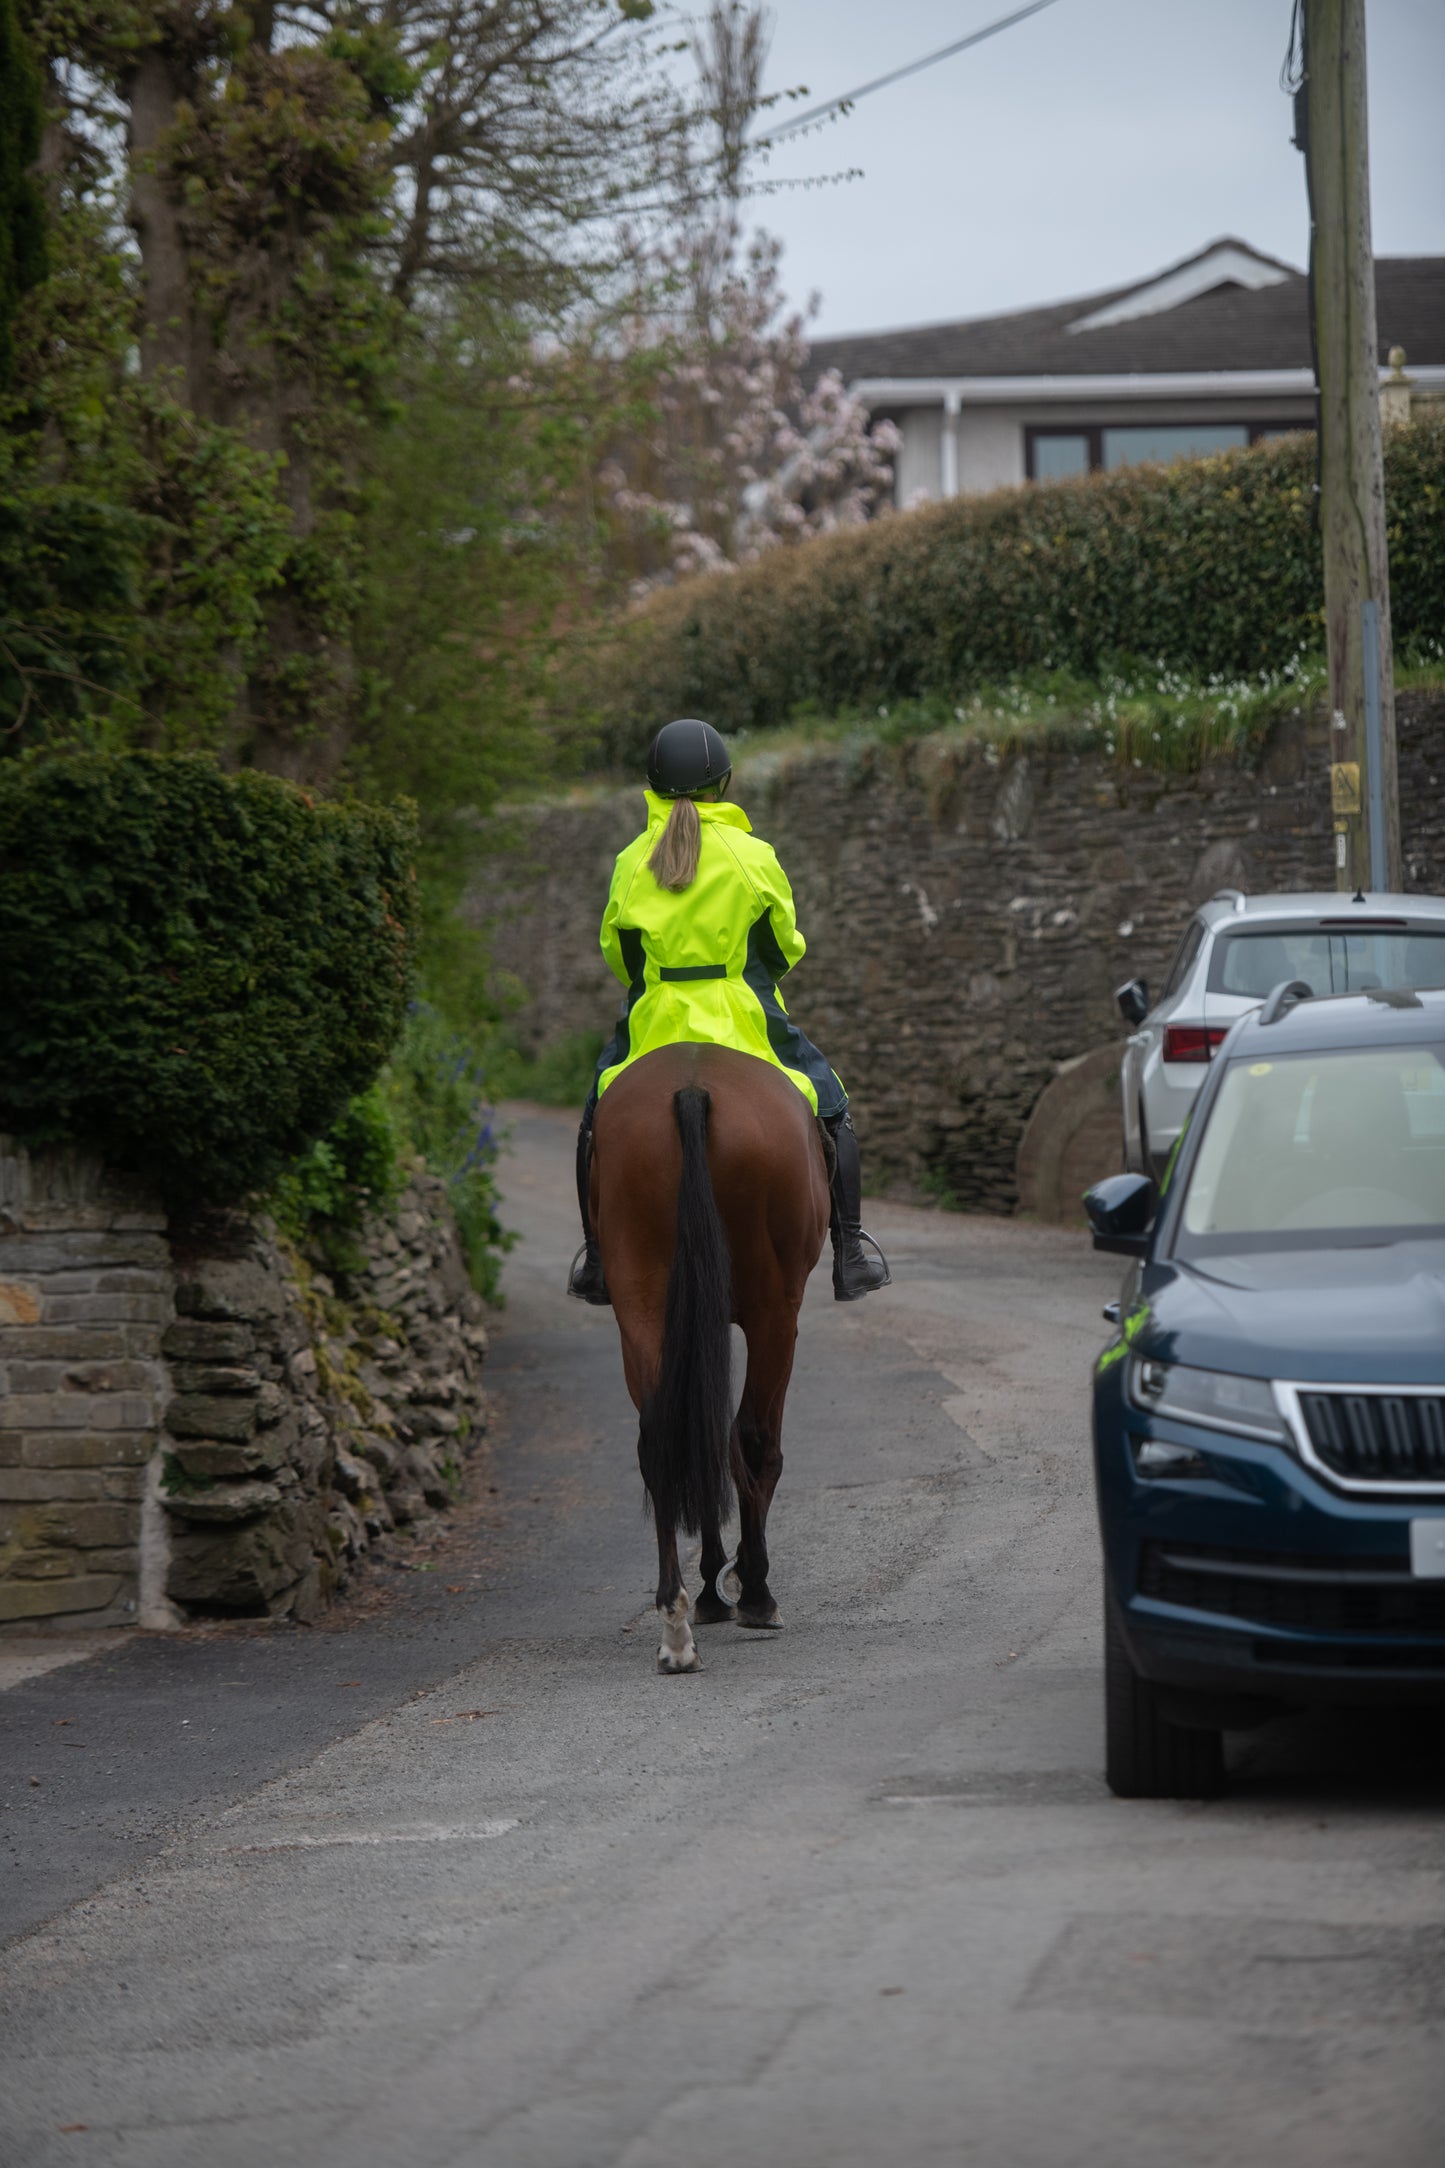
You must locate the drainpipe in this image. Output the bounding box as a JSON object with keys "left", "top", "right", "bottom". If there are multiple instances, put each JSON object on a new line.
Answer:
{"left": 941, "top": 387, "right": 961, "bottom": 498}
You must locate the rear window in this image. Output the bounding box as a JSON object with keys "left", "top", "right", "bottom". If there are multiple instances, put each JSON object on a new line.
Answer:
{"left": 1161, "top": 918, "right": 1205, "bottom": 1000}
{"left": 1210, "top": 926, "right": 1445, "bottom": 1000}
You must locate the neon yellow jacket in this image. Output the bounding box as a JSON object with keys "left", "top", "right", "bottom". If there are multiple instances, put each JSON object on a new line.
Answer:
{"left": 596, "top": 790, "right": 843, "bottom": 1116}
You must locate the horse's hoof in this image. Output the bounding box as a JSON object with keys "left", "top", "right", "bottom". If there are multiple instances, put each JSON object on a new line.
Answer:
{"left": 693, "top": 1590, "right": 736, "bottom": 1626}
{"left": 736, "top": 1604, "right": 783, "bottom": 1631}
{"left": 656, "top": 1592, "right": 698, "bottom": 1671}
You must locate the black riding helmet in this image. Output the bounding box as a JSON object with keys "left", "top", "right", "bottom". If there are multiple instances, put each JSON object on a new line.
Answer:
{"left": 647, "top": 718, "right": 731, "bottom": 798}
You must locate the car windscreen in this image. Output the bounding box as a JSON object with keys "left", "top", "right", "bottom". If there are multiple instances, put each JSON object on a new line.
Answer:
{"left": 1209, "top": 927, "right": 1445, "bottom": 1000}
{"left": 1173, "top": 1042, "right": 1445, "bottom": 1258}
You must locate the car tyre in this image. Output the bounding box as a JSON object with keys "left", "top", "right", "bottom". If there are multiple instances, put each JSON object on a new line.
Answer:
{"left": 1104, "top": 1583, "right": 1225, "bottom": 1799}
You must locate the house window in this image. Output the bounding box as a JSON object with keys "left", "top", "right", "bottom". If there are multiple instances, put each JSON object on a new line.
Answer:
{"left": 1102, "top": 423, "right": 1248, "bottom": 468}
{"left": 1026, "top": 419, "right": 1306, "bottom": 482}
{"left": 1030, "top": 432, "right": 1092, "bottom": 480}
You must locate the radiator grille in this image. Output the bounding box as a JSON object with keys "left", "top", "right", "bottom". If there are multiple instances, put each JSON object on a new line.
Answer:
{"left": 1139, "top": 1541, "right": 1445, "bottom": 1636}
{"left": 1299, "top": 1389, "right": 1445, "bottom": 1484}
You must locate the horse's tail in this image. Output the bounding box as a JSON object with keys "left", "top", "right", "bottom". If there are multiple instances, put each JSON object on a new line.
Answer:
{"left": 639, "top": 1085, "right": 733, "bottom": 1536}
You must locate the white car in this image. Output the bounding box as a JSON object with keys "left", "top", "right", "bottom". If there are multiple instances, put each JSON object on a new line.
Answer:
{"left": 1119, "top": 890, "right": 1445, "bottom": 1181}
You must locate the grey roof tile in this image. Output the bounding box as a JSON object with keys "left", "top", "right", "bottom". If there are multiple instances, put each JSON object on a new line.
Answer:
{"left": 810, "top": 258, "right": 1444, "bottom": 384}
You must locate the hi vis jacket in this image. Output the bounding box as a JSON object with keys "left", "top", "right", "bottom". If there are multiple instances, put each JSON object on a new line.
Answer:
{"left": 594, "top": 790, "right": 845, "bottom": 1117}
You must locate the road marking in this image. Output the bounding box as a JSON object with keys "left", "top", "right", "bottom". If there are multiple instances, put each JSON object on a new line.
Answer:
{"left": 223, "top": 1819, "right": 519, "bottom": 1854}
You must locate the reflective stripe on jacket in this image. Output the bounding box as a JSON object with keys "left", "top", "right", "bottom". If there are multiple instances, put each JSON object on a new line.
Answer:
{"left": 595, "top": 790, "right": 845, "bottom": 1117}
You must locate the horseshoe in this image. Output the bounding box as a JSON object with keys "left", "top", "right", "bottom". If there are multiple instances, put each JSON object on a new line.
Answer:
{"left": 715, "top": 1558, "right": 742, "bottom": 1608}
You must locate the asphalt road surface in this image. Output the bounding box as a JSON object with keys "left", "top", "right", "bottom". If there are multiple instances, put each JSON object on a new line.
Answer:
{"left": 2, "top": 1105, "right": 1443, "bottom": 2167}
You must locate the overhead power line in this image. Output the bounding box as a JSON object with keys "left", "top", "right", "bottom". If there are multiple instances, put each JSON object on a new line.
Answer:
{"left": 755, "top": 0, "right": 1064, "bottom": 148}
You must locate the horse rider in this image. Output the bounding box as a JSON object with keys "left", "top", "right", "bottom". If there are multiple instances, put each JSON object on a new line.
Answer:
{"left": 568, "top": 717, "right": 892, "bottom": 1307}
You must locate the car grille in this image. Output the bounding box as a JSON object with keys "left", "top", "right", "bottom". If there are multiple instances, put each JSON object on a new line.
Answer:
{"left": 1139, "top": 1541, "right": 1445, "bottom": 1636}
{"left": 1298, "top": 1389, "right": 1445, "bottom": 1484}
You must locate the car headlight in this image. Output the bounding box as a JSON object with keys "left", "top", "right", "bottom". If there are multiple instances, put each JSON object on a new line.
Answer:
{"left": 1127, "top": 1355, "right": 1289, "bottom": 1444}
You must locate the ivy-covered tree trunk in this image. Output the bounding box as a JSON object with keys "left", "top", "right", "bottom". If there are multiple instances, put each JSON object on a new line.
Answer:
{"left": 117, "top": 10, "right": 393, "bottom": 779}
{"left": 125, "top": 44, "right": 203, "bottom": 406}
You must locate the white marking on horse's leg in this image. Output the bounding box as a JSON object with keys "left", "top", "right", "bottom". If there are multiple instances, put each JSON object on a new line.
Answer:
{"left": 656, "top": 1589, "right": 700, "bottom": 1674}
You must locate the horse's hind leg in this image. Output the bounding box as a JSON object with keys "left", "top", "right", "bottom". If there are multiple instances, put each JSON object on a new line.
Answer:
{"left": 734, "top": 1408, "right": 782, "bottom": 1628}
{"left": 733, "top": 1317, "right": 795, "bottom": 1630}
{"left": 620, "top": 1313, "right": 702, "bottom": 1676}
{"left": 693, "top": 1496, "right": 737, "bottom": 1625}
{"left": 652, "top": 1507, "right": 700, "bottom": 1674}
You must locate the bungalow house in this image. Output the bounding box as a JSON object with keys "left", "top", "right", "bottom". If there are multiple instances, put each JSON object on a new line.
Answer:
{"left": 810, "top": 238, "right": 1445, "bottom": 502}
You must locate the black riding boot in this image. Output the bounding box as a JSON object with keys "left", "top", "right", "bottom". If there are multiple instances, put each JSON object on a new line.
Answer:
{"left": 566, "top": 1107, "right": 611, "bottom": 1306}
{"left": 823, "top": 1110, "right": 891, "bottom": 1301}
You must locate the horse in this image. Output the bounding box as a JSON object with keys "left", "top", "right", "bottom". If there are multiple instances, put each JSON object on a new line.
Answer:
{"left": 589, "top": 1043, "right": 832, "bottom": 1674}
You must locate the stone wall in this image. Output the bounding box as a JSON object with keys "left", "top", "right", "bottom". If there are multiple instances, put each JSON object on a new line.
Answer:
{"left": 472, "top": 689, "right": 1445, "bottom": 1211}
{"left": 1, "top": 1149, "right": 488, "bottom": 1634}
{"left": 0, "top": 1146, "right": 172, "bottom": 1631}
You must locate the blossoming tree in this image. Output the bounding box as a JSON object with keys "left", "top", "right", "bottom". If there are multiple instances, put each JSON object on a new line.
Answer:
{"left": 598, "top": 2, "right": 898, "bottom": 589}
{"left": 600, "top": 221, "right": 898, "bottom": 592}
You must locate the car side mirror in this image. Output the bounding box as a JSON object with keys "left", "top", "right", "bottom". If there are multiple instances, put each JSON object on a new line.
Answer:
{"left": 1116, "top": 976, "right": 1150, "bottom": 1028}
{"left": 1084, "top": 1172, "right": 1157, "bottom": 1258}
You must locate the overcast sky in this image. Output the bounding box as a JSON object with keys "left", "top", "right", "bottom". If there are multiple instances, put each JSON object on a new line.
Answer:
{"left": 742, "top": 0, "right": 1445, "bottom": 337}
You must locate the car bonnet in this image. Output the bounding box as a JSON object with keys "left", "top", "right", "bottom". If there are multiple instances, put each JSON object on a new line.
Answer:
{"left": 1129, "top": 1247, "right": 1445, "bottom": 1387}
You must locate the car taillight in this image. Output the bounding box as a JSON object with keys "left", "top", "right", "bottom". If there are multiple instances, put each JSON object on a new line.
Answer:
{"left": 1162, "top": 1026, "right": 1229, "bottom": 1063}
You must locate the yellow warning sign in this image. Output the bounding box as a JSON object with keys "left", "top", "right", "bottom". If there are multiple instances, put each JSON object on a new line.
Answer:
{"left": 1331, "top": 761, "right": 1361, "bottom": 815}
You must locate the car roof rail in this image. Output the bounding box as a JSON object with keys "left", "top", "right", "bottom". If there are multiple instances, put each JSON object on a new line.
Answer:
{"left": 1211, "top": 887, "right": 1247, "bottom": 912}
{"left": 1259, "top": 978, "right": 1314, "bottom": 1025}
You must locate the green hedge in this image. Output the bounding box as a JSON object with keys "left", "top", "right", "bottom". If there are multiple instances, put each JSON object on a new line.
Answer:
{"left": 580, "top": 416, "right": 1445, "bottom": 757}
{"left": 0, "top": 753, "right": 418, "bottom": 1201}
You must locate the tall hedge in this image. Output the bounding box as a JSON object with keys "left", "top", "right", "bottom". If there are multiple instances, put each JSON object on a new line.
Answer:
{"left": 0, "top": 754, "right": 418, "bottom": 1201}
{"left": 581, "top": 415, "right": 1445, "bottom": 756}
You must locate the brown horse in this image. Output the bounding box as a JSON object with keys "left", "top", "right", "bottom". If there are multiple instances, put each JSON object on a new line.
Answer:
{"left": 590, "top": 1043, "right": 831, "bottom": 1673}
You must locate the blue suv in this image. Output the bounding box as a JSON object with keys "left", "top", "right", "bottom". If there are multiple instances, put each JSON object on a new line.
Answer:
{"left": 1086, "top": 980, "right": 1445, "bottom": 1797}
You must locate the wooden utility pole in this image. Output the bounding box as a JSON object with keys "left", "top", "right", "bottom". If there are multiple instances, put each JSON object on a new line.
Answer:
{"left": 1300, "top": 0, "right": 1400, "bottom": 893}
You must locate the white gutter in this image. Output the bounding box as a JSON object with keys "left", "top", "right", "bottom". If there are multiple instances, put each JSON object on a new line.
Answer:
{"left": 849, "top": 364, "right": 1445, "bottom": 406}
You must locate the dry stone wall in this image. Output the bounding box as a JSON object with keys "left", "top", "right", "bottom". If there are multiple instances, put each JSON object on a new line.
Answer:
{"left": 1, "top": 1150, "right": 488, "bottom": 1634}
{"left": 473, "top": 690, "right": 1445, "bottom": 1211}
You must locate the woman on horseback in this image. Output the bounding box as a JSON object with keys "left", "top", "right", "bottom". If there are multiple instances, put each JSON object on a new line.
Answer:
{"left": 568, "top": 717, "right": 891, "bottom": 1306}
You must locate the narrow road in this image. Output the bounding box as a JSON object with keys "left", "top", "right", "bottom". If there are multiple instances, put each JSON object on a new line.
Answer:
{"left": 2, "top": 1107, "right": 1442, "bottom": 2166}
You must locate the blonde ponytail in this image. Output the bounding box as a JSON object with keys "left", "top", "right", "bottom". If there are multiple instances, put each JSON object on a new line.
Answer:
{"left": 648, "top": 795, "right": 703, "bottom": 891}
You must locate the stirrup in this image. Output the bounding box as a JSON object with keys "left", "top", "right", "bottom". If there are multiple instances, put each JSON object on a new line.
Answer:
{"left": 832, "top": 1228, "right": 892, "bottom": 1302}
{"left": 567, "top": 1243, "right": 612, "bottom": 1307}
